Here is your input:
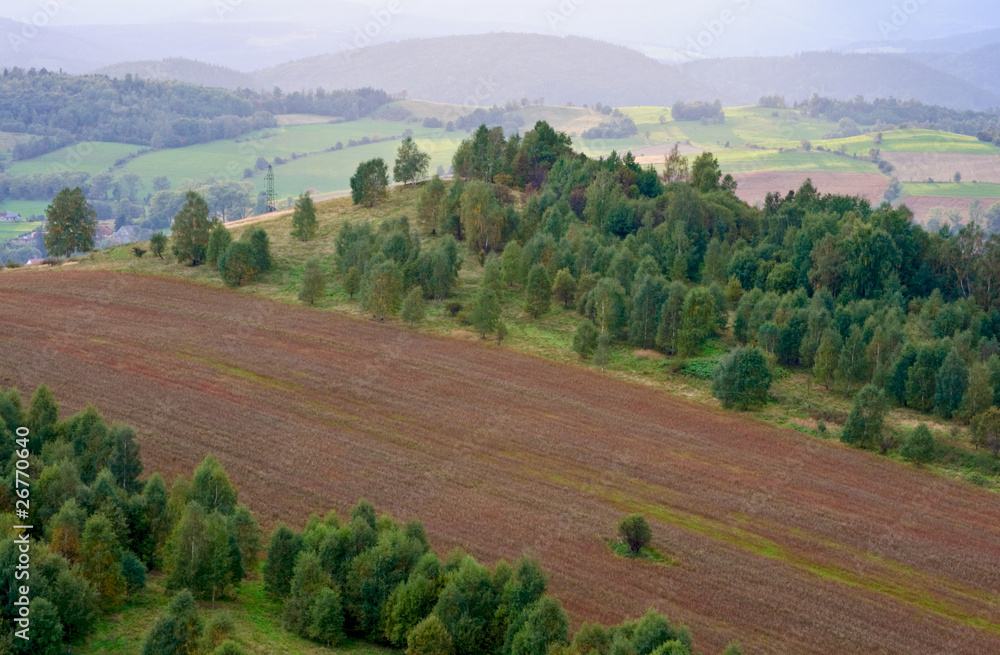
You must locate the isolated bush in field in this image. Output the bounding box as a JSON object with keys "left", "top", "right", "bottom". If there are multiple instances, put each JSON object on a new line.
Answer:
{"left": 617, "top": 514, "right": 651, "bottom": 555}
{"left": 299, "top": 260, "right": 327, "bottom": 306}
{"left": 149, "top": 231, "right": 168, "bottom": 259}
{"left": 206, "top": 222, "right": 232, "bottom": 267}
{"left": 218, "top": 242, "right": 257, "bottom": 287}
{"left": 713, "top": 347, "right": 772, "bottom": 410}
{"left": 470, "top": 285, "right": 501, "bottom": 338}
{"left": 901, "top": 424, "right": 936, "bottom": 465}
{"left": 291, "top": 193, "right": 318, "bottom": 241}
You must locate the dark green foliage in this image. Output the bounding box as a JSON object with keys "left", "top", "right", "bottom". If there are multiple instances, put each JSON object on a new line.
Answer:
{"left": 470, "top": 286, "right": 502, "bottom": 339}
{"left": 165, "top": 502, "right": 239, "bottom": 603}
{"left": 901, "top": 424, "right": 937, "bottom": 464}
{"left": 842, "top": 384, "right": 888, "bottom": 449}
{"left": 383, "top": 555, "right": 442, "bottom": 647}
{"left": 299, "top": 260, "right": 327, "bottom": 305}
{"left": 205, "top": 222, "right": 232, "bottom": 267}
{"left": 713, "top": 347, "right": 772, "bottom": 410}
{"left": 43, "top": 187, "right": 97, "bottom": 257}
{"left": 407, "top": 614, "right": 456, "bottom": 655}
{"left": 291, "top": 193, "right": 318, "bottom": 241}
{"left": 586, "top": 278, "right": 627, "bottom": 338}
{"left": 971, "top": 407, "right": 1000, "bottom": 456}
{"left": 27, "top": 384, "right": 59, "bottom": 453}
{"left": 310, "top": 586, "right": 345, "bottom": 646}
{"left": 24, "top": 597, "right": 63, "bottom": 655}
{"left": 80, "top": 513, "right": 126, "bottom": 609}
{"left": 217, "top": 241, "right": 257, "bottom": 287}
{"left": 552, "top": 268, "right": 577, "bottom": 308}
{"left": 47, "top": 567, "right": 99, "bottom": 643}
{"left": 171, "top": 191, "right": 212, "bottom": 265}
{"left": 210, "top": 641, "right": 247, "bottom": 655}
{"left": 509, "top": 596, "right": 569, "bottom": 655}
{"left": 108, "top": 424, "right": 143, "bottom": 492}
{"left": 656, "top": 282, "right": 687, "bottom": 355}
{"left": 617, "top": 515, "right": 652, "bottom": 555}
{"left": 573, "top": 321, "right": 600, "bottom": 359}
{"left": 264, "top": 524, "right": 303, "bottom": 597}
{"left": 934, "top": 347, "right": 969, "bottom": 419}
{"left": 241, "top": 227, "right": 272, "bottom": 273}
{"left": 677, "top": 287, "right": 718, "bottom": 356}
{"left": 525, "top": 265, "right": 552, "bottom": 318}
{"left": 434, "top": 557, "right": 500, "bottom": 655}
{"left": 906, "top": 344, "right": 948, "bottom": 412}
{"left": 189, "top": 456, "right": 238, "bottom": 515}
{"left": 283, "top": 550, "right": 331, "bottom": 637}
{"left": 150, "top": 231, "right": 168, "bottom": 258}
{"left": 141, "top": 590, "right": 203, "bottom": 655}
{"left": 351, "top": 158, "right": 390, "bottom": 207}
{"left": 629, "top": 275, "right": 667, "bottom": 349}
{"left": 122, "top": 550, "right": 148, "bottom": 598}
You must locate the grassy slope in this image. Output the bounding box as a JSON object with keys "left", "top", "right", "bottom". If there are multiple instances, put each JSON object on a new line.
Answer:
{"left": 903, "top": 182, "right": 1000, "bottom": 198}
{"left": 78, "top": 576, "right": 396, "bottom": 655}
{"left": 75, "top": 186, "right": 998, "bottom": 489}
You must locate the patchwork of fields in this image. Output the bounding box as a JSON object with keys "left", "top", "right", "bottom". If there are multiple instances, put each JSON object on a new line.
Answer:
{"left": 1, "top": 270, "right": 998, "bottom": 655}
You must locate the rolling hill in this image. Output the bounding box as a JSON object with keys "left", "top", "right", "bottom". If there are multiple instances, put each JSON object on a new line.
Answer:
{"left": 253, "top": 33, "right": 714, "bottom": 106}
{"left": 683, "top": 51, "right": 1000, "bottom": 110}
{"left": 92, "top": 58, "right": 254, "bottom": 90}
{"left": 906, "top": 44, "right": 1000, "bottom": 98}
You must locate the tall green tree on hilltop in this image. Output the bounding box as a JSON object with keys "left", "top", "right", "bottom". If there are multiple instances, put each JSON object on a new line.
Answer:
{"left": 351, "top": 158, "right": 390, "bottom": 207}
{"left": 291, "top": 193, "right": 318, "bottom": 241}
{"left": 394, "top": 136, "right": 431, "bottom": 186}
{"left": 44, "top": 187, "right": 97, "bottom": 257}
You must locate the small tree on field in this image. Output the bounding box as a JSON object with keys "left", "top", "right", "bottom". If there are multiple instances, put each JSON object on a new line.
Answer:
{"left": 150, "top": 232, "right": 168, "bottom": 259}
{"left": 713, "top": 347, "right": 772, "bottom": 410}
{"left": 841, "top": 384, "right": 888, "bottom": 449}
{"left": 351, "top": 158, "right": 390, "bottom": 207}
{"left": 901, "top": 424, "right": 936, "bottom": 465}
{"left": 393, "top": 137, "right": 431, "bottom": 186}
{"left": 401, "top": 286, "right": 427, "bottom": 327}
{"left": 343, "top": 266, "right": 361, "bottom": 300}
{"left": 218, "top": 242, "right": 257, "bottom": 287}
{"left": 299, "top": 260, "right": 327, "bottom": 305}
{"left": 361, "top": 259, "right": 404, "bottom": 320}
{"left": 469, "top": 285, "right": 501, "bottom": 339}
{"left": 44, "top": 186, "right": 97, "bottom": 257}
{"left": 617, "top": 514, "right": 651, "bottom": 556}
{"left": 241, "top": 227, "right": 271, "bottom": 273}
{"left": 172, "top": 191, "right": 212, "bottom": 265}
{"left": 291, "top": 193, "right": 318, "bottom": 241}
{"left": 551, "top": 268, "right": 576, "bottom": 308}
{"left": 525, "top": 264, "right": 552, "bottom": 318}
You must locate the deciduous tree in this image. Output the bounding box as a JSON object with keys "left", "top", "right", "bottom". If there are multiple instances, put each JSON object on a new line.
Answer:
{"left": 291, "top": 193, "right": 318, "bottom": 241}
{"left": 44, "top": 186, "right": 97, "bottom": 257}
{"left": 171, "top": 191, "right": 212, "bottom": 265}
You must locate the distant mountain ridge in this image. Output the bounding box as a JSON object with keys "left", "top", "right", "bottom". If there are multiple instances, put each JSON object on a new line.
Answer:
{"left": 83, "top": 33, "right": 1000, "bottom": 112}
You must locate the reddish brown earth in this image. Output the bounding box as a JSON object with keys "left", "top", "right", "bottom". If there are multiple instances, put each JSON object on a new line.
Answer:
{"left": 1, "top": 270, "right": 999, "bottom": 655}
{"left": 733, "top": 172, "right": 890, "bottom": 206}
{"left": 897, "top": 195, "right": 1000, "bottom": 226}
{"left": 882, "top": 152, "right": 1000, "bottom": 185}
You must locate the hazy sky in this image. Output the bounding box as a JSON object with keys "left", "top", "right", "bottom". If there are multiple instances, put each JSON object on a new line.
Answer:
{"left": 3, "top": 0, "right": 999, "bottom": 57}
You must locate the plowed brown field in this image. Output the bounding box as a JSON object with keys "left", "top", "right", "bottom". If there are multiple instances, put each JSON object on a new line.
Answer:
{"left": 1, "top": 270, "right": 999, "bottom": 655}
{"left": 733, "top": 172, "right": 890, "bottom": 207}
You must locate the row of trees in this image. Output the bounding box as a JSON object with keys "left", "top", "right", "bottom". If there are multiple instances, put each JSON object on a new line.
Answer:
{"left": 350, "top": 136, "right": 432, "bottom": 207}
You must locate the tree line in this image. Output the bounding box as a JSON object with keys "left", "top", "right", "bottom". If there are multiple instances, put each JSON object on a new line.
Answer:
{"left": 0, "top": 67, "right": 390, "bottom": 154}
{"left": 0, "top": 385, "right": 743, "bottom": 655}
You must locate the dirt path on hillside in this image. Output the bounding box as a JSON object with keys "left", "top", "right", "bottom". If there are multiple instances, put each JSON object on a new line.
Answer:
{"left": 1, "top": 270, "right": 999, "bottom": 655}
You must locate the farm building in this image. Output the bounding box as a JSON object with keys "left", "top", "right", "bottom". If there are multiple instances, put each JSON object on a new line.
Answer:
{"left": 0, "top": 211, "right": 21, "bottom": 222}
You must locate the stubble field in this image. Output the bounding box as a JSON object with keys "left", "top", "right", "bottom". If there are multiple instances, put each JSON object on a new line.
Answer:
{"left": 0, "top": 270, "right": 999, "bottom": 655}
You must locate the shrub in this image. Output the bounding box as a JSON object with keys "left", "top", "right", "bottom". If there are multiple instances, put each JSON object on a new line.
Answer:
{"left": 617, "top": 514, "right": 651, "bottom": 555}
{"left": 712, "top": 347, "right": 772, "bottom": 410}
